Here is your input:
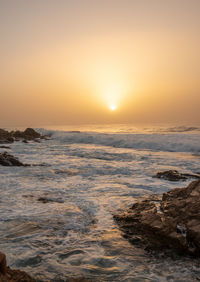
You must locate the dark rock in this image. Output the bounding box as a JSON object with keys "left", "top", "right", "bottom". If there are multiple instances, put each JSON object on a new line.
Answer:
{"left": 0, "top": 146, "right": 11, "bottom": 149}
{"left": 38, "top": 197, "right": 54, "bottom": 203}
{"left": 0, "top": 129, "right": 14, "bottom": 144}
{"left": 154, "top": 170, "right": 200, "bottom": 181}
{"left": 0, "top": 251, "right": 36, "bottom": 281}
{"left": 0, "top": 128, "right": 47, "bottom": 144}
{"left": 0, "top": 267, "right": 36, "bottom": 282}
{"left": 114, "top": 180, "right": 200, "bottom": 256}
{"left": 22, "top": 140, "right": 28, "bottom": 143}
{"left": 23, "top": 128, "right": 41, "bottom": 139}
{"left": 66, "top": 278, "right": 91, "bottom": 282}
{"left": 11, "top": 128, "right": 42, "bottom": 141}
{"left": 38, "top": 197, "right": 64, "bottom": 204}
{"left": 0, "top": 152, "right": 29, "bottom": 166}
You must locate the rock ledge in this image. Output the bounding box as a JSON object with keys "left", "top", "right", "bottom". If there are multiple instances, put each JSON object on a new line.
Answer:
{"left": 114, "top": 180, "right": 200, "bottom": 256}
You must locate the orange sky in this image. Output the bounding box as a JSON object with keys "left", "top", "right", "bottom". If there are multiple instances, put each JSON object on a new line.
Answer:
{"left": 0, "top": 0, "right": 200, "bottom": 127}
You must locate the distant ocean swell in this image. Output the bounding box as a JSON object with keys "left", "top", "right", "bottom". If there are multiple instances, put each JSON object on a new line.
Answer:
{"left": 38, "top": 128, "right": 200, "bottom": 153}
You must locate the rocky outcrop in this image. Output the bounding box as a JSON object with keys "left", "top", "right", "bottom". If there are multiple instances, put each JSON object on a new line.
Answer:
{"left": 0, "top": 251, "right": 35, "bottom": 282}
{"left": 154, "top": 170, "right": 200, "bottom": 181}
{"left": 114, "top": 180, "right": 200, "bottom": 256}
{"left": 0, "top": 152, "right": 29, "bottom": 166}
{"left": 0, "top": 128, "right": 47, "bottom": 144}
{"left": 0, "top": 130, "right": 14, "bottom": 144}
{"left": 0, "top": 267, "right": 36, "bottom": 282}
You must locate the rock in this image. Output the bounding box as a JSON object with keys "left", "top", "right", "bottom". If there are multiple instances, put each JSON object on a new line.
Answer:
{"left": 66, "top": 279, "right": 91, "bottom": 282}
{"left": 23, "top": 128, "right": 41, "bottom": 139}
{"left": 0, "top": 128, "right": 47, "bottom": 144}
{"left": 0, "top": 146, "right": 11, "bottom": 149}
{"left": 0, "top": 152, "right": 29, "bottom": 166}
{"left": 0, "top": 251, "right": 7, "bottom": 275}
{"left": 114, "top": 180, "right": 200, "bottom": 256}
{"left": 0, "top": 251, "right": 35, "bottom": 282}
{"left": 38, "top": 197, "right": 54, "bottom": 203}
{"left": 0, "top": 129, "right": 14, "bottom": 144}
{"left": 0, "top": 266, "right": 36, "bottom": 282}
{"left": 11, "top": 128, "right": 43, "bottom": 141}
{"left": 38, "top": 197, "right": 64, "bottom": 204}
{"left": 154, "top": 170, "right": 200, "bottom": 181}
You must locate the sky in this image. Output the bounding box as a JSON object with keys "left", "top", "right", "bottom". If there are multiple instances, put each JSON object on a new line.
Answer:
{"left": 0, "top": 0, "right": 200, "bottom": 127}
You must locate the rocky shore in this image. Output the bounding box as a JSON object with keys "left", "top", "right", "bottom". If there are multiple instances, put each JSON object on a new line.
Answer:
{"left": 0, "top": 152, "right": 29, "bottom": 167}
{"left": 114, "top": 180, "right": 200, "bottom": 256}
{"left": 0, "top": 128, "right": 47, "bottom": 144}
{"left": 0, "top": 128, "right": 48, "bottom": 167}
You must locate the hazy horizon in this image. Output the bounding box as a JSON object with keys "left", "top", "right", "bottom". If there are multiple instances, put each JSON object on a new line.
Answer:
{"left": 1, "top": 0, "right": 200, "bottom": 127}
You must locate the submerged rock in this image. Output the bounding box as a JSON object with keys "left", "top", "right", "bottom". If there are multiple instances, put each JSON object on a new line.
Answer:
{"left": 38, "top": 197, "right": 64, "bottom": 204}
{"left": 154, "top": 170, "right": 200, "bottom": 181}
{"left": 114, "top": 180, "right": 200, "bottom": 256}
{"left": 0, "top": 152, "right": 29, "bottom": 166}
{"left": 66, "top": 279, "right": 91, "bottom": 282}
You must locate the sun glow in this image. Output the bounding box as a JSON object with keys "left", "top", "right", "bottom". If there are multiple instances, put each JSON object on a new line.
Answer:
{"left": 109, "top": 105, "right": 117, "bottom": 111}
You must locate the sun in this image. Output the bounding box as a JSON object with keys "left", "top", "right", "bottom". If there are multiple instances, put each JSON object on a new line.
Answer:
{"left": 109, "top": 105, "right": 117, "bottom": 111}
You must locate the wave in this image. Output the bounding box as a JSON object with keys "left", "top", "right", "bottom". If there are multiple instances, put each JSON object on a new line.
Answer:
{"left": 162, "top": 126, "right": 200, "bottom": 133}
{"left": 38, "top": 128, "right": 200, "bottom": 153}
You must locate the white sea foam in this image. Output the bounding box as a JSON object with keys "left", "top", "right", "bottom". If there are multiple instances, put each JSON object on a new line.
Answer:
{"left": 38, "top": 127, "right": 200, "bottom": 153}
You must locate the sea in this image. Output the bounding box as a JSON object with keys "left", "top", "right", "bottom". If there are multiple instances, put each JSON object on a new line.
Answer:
{"left": 0, "top": 124, "right": 200, "bottom": 281}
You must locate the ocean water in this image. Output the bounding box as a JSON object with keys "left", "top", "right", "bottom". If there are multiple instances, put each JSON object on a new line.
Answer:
{"left": 0, "top": 124, "right": 200, "bottom": 281}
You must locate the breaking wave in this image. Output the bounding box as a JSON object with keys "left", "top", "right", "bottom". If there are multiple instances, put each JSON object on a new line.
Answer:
{"left": 39, "top": 128, "right": 200, "bottom": 153}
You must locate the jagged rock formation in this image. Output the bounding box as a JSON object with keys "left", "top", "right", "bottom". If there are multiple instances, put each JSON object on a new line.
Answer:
{"left": 0, "top": 128, "right": 47, "bottom": 144}
{"left": 114, "top": 180, "right": 200, "bottom": 256}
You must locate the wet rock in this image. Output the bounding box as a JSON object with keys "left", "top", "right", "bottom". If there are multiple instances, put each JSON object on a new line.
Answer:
{"left": 0, "top": 152, "right": 29, "bottom": 166}
{"left": 0, "top": 251, "right": 36, "bottom": 282}
{"left": 114, "top": 180, "right": 200, "bottom": 256}
{"left": 23, "top": 128, "right": 41, "bottom": 139}
{"left": 38, "top": 197, "right": 64, "bottom": 204}
{"left": 38, "top": 197, "right": 54, "bottom": 203}
{"left": 154, "top": 170, "right": 200, "bottom": 181}
{"left": 11, "top": 128, "right": 44, "bottom": 141}
{"left": 0, "top": 146, "right": 11, "bottom": 149}
{"left": 0, "top": 267, "right": 36, "bottom": 282}
{"left": 0, "top": 251, "right": 6, "bottom": 275}
{"left": 0, "top": 129, "right": 14, "bottom": 144}
{"left": 0, "top": 128, "right": 47, "bottom": 144}
{"left": 66, "top": 278, "right": 91, "bottom": 282}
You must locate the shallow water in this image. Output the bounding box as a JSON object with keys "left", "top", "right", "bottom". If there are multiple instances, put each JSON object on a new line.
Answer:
{"left": 0, "top": 125, "right": 200, "bottom": 281}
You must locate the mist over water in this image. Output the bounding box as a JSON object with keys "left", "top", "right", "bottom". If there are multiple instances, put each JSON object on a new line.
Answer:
{"left": 0, "top": 124, "right": 200, "bottom": 281}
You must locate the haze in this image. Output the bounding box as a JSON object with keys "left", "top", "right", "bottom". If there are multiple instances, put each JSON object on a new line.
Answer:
{"left": 1, "top": 0, "right": 200, "bottom": 127}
